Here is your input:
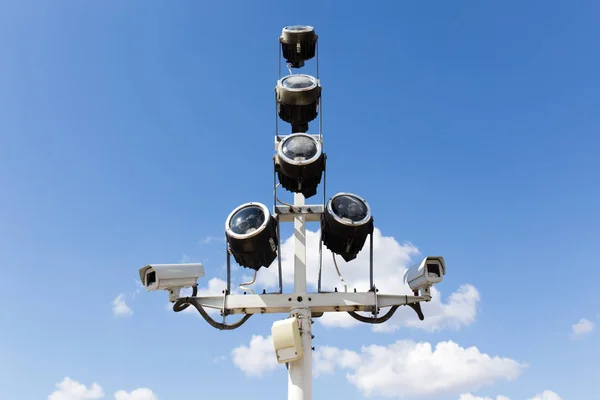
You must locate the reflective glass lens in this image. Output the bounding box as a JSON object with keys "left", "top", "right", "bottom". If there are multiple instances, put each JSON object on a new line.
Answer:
{"left": 282, "top": 135, "right": 318, "bottom": 161}
{"left": 282, "top": 75, "right": 315, "bottom": 89}
{"left": 285, "top": 25, "right": 311, "bottom": 32}
{"left": 331, "top": 195, "right": 369, "bottom": 222}
{"left": 229, "top": 206, "right": 266, "bottom": 235}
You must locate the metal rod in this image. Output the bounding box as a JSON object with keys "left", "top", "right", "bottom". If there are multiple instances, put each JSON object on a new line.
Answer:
{"left": 226, "top": 237, "right": 231, "bottom": 294}
{"left": 316, "top": 39, "right": 319, "bottom": 80}
{"left": 369, "top": 232, "right": 374, "bottom": 291}
{"left": 276, "top": 39, "right": 281, "bottom": 140}
{"left": 288, "top": 193, "right": 312, "bottom": 400}
{"left": 277, "top": 216, "right": 283, "bottom": 294}
{"left": 317, "top": 41, "right": 322, "bottom": 142}
{"left": 275, "top": 91, "right": 280, "bottom": 140}
{"left": 317, "top": 228, "right": 323, "bottom": 293}
{"left": 318, "top": 157, "right": 326, "bottom": 293}
{"left": 273, "top": 163, "right": 277, "bottom": 212}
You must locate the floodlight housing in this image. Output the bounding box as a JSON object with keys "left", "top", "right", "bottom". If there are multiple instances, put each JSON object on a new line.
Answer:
{"left": 321, "top": 193, "right": 374, "bottom": 262}
{"left": 275, "top": 133, "right": 325, "bottom": 198}
{"left": 276, "top": 74, "right": 321, "bottom": 133}
{"left": 225, "top": 202, "right": 278, "bottom": 271}
{"left": 280, "top": 25, "right": 318, "bottom": 68}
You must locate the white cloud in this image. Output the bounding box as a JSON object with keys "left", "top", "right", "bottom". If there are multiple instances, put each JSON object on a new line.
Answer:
{"left": 114, "top": 388, "right": 158, "bottom": 400}
{"left": 379, "top": 284, "right": 480, "bottom": 333}
{"left": 528, "top": 391, "right": 562, "bottom": 400}
{"left": 112, "top": 294, "right": 133, "bottom": 318}
{"left": 458, "top": 391, "right": 562, "bottom": 400}
{"left": 571, "top": 318, "right": 595, "bottom": 338}
{"left": 313, "top": 340, "right": 525, "bottom": 399}
{"left": 49, "top": 378, "right": 158, "bottom": 400}
{"left": 179, "top": 253, "right": 192, "bottom": 263}
{"left": 200, "top": 235, "right": 223, "bottom": 245}
{"left": 231, "top": 335, "right": 279, "bottom": 377}
{"left": 254, "top": 228, "right": 480, "bottom": 332}
{"left": 459, "top": 394, "right": 510, "bottom": 400}
{"left": 314, "top": 311, "right": 361, "bottom": 329}
{"left": 213, "top": 355, "right": 228, "bottom": 364}
{"left": 49, "top": 378, "right": 104, "bottom": 400}
{"left": 313, "top": 346, "right": 361, "bottom": 376}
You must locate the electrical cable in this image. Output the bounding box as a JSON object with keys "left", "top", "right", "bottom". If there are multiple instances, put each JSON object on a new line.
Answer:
{"left": 332, "top": 253, "right": 348, "bottom": 293}
{"left": 174, "top": 297, "right": 252, "bottom": 330}
{"left": 239, "top": 270, "right": 258, "bottom": 294}
{"left": 347, "top": 305, "right": 400, "bottom": 325}
{"left": 173, "top": 286, "right": 252, "bottom": 330}
{"left": 171, "top": 285, "right": 198, "bottom": 311}
{"left": 275, "top": 183, "right": 294, "bottom": 207}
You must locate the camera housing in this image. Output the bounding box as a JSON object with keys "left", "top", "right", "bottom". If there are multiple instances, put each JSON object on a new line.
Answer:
{"left": 139, "top": 263, "right": 205, "bottom": 300}
{"left": 403, "top": 256, "right": 446, "bottom": 292}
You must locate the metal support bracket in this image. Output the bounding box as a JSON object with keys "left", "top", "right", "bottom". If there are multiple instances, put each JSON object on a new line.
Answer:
{"left": 188, "top": 292, "right": 431, "bottom": 315}
{"left": 275, "top": 204, "right": 324, "bottom": 223}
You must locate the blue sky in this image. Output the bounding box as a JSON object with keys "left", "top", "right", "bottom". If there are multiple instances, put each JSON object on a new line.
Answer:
{"left": 1, "top": 1, "right": 599, "bottom": 399}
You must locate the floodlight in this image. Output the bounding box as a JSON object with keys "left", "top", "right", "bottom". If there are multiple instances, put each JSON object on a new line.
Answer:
{"left": 276, "top": 74, "right": 321, "bottom": 133}
{"left": 321, "top": 193, "right": 374, "bottom": 262}
{"left": 225, "top": 202, "right": 278, "bottom": 271}
{"left": 275, "top": 133, "right": 325, "bottom": 198}
{"left": 280, "top": 25, "right": 318, "bottom": 68}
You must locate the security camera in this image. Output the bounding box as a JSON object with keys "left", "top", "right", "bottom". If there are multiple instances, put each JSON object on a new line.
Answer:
{"left": 139, "top": 263, "right": 205, "bottom": 301}
{"left": 403, "top": 256, "right": 446, "bottom": 292}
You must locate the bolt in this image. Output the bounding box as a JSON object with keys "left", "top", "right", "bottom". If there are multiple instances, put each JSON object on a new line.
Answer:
{"left": 308, "top": 297, "right": 312, "bottom": 301}
{"left": 288, "top": 297, "right": 292, "bottom": 302}
{"left": 312, "top": 347, "right": 315, "bottom": 351}
{"left": 297, "top": 296, "right": 303, "bottom": 302}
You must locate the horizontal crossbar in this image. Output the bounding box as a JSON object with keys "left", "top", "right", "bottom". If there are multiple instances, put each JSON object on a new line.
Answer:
{"left": 183, "top": 292, "right": 430, "bottom": 315}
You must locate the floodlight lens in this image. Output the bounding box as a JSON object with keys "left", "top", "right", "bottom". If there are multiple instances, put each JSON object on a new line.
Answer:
{"left": 282, "top": 135, "right": 318, "bottom": 161}
{"left": 285, "top": 25, "right": 312, "bottom": 32}
{"left": 331, "top": 195, "right": 369, "bottom": 222}
{"left": 229, "top": 206, "right": 266, "bottom": 235}
{"left": 282, "top": 75, "right": 315, "bottom": 89}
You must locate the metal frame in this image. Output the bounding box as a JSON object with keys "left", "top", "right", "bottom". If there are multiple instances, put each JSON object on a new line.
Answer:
{"left": 145, "top": 29, "right": 436, "bottom": 400}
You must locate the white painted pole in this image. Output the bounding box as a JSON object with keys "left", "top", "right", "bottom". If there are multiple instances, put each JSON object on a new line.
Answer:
{"left": 288, "top": 193, "right": 312, "bottom": 400}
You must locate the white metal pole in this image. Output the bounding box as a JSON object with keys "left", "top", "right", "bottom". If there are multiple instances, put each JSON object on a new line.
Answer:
{"left": 288, "top": 193, "right": 312, "bottom": 400}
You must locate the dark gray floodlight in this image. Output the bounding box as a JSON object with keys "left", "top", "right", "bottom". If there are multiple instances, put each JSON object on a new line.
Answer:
{"left": 321, "top": 193, "right": 374, "bottom": 262}
{"left": 280, "top": 25, "right": 318, "bottom": 68}
{"left": 275, "top": 133, "right": 325, "bottom": 198}
{"left": 276, "top": 74, "right": 321, "bottom": 133}
{"left": 225, "top": 202, "right": 278, "bottom": 271}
